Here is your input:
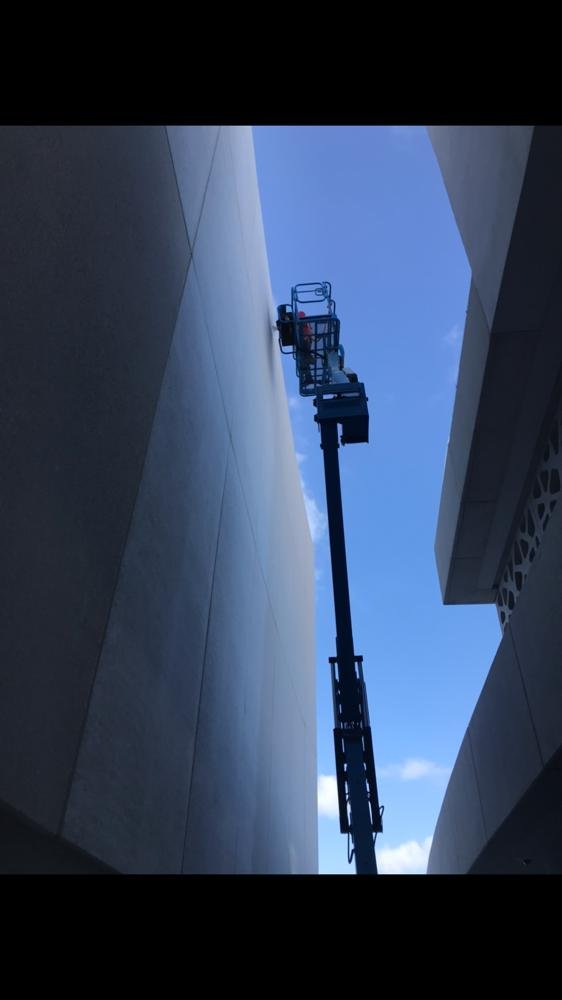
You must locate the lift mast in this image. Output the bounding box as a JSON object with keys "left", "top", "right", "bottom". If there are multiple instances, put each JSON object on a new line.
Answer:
{"left": 277, "top": 282, "right": 382, "bottom": 875}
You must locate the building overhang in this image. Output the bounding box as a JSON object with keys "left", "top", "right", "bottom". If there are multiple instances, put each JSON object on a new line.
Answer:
{"left": 434, "top": 127, "right": 562, "bottom": 604}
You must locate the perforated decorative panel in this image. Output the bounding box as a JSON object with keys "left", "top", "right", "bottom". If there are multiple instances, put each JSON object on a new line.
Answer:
{"left": 497, "top": 407, "right": 562, "bottom": 630}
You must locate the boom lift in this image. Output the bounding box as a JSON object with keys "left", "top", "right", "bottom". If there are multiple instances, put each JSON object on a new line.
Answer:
{"left": 277, "top": 281, "right": 383, "bottom": 875}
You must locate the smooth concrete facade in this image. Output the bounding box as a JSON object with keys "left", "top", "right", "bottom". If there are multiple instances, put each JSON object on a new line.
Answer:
{"left": 428, "top": 126, "right": 562, "bottom": 873}
{"left": 429, "top": 492, "right": 562, "bottom": 873}
{"left": 0, "top": 126, "right": 317, "bottom": 874}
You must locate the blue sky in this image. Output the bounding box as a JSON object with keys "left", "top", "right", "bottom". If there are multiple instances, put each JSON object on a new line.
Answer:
{"left": 253, "top": 125, "right": 501, "bottom": 875}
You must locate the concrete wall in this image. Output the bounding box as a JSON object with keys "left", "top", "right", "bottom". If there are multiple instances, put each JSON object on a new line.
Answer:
{"left": 0, "top": 126, "right": 317, "bottom": 874}
{"left": 427, "top": 126, "right": 533, "bottom": 330}
{"left": 428, "top": 494, "right": 562, "bottom": 874}
{"left": 432, "top": 127, "right": 562, "bottom": 605}
{"left": 429, "top": 126, "right": 562, "bottom": 873}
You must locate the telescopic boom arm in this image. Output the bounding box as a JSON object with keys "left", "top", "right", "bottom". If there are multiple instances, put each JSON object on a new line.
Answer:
{"left": 277, "top": 282, "right": 382, "bottom": 875}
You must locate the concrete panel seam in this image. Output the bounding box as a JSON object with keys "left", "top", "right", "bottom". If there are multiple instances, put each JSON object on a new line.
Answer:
{"left": 167, "top": 125, "right": 222, "bottom": 253}
{"left": 164, "top": 125, "right": 192, "bottom": 255}
{"left": 188, "top": 153, "right": 299, "bottom": 643}
{"left": 226, "top": 128, "right": 273, "bottom": 338}
{"left": 192, "top": 262, "right": 235, "bottom": 445}
{"left": 474, "top": 127, "right": 535, "bottom": 330}
{"left": 228, "top": 439, "right": 310, "bottom": 729}
{"left": 0, "top": 797, "right": 120, "bottom": 874}
{"left": 180, "top": 450, "right": 229, "bottom": 869}
{"left": 194, "top": 237, "right": 309, "bottom": 715}
{"left": 58, "top": 251, "right": 192, "bottom": 840}
{"left": 494, "top": 141, "right": 562, "bottom": 338}
{"left": 467, "top": 728, "right": 489, "bottom": 843}
{"left": 189, "top": 263, "right": 310, "bottom": 718}
{"left": 508, "top": 625, "right": 545, "bottom": 768}
{"left": 189, "top": 157, "right": 313, "bottom": 721}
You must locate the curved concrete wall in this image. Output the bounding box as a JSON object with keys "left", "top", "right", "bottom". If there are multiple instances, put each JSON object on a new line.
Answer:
{"left": 429, "top": 493, "right": 562, "bottom": 873}
{"left": 432, "top": 127, "right": 562, "bottom": 605}
{"left": 0, "top": 126, "right": 316, "bottom": 873}
{"left": 427, "top": 126, "right": 533, "bottom": 330}
{"left": 429, "top": 126, "right": 562, "bottom": 873}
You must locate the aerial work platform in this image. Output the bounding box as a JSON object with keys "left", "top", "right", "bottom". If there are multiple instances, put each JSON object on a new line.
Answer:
{"left": 277, "top": 281, "right": 382, "bottom": 875}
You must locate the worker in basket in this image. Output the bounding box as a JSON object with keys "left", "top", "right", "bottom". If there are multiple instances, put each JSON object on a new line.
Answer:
{"left": 298, "top": 310, "right": 316, "bottom": 386}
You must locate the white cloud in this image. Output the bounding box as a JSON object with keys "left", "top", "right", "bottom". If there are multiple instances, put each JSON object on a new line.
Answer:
{"left": 296, "top": 451, "right": 306, "bottom": 466}
{"left": 443, "top": 323, "right": 462, "bottom": 347}
{"left": 378, "top": 836, "right": 433, "bottom": 875}
{"left": 379, "top": 758, "right": 451, "bottom": 781}
{"left": 301, "top": 477, "right": 327, "bottom": 543}
{"left": 318, "top": 774, "right": 339, "bottom": 819}
{"left": 288, "top": 395, "right": 300, "bottom": 410}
